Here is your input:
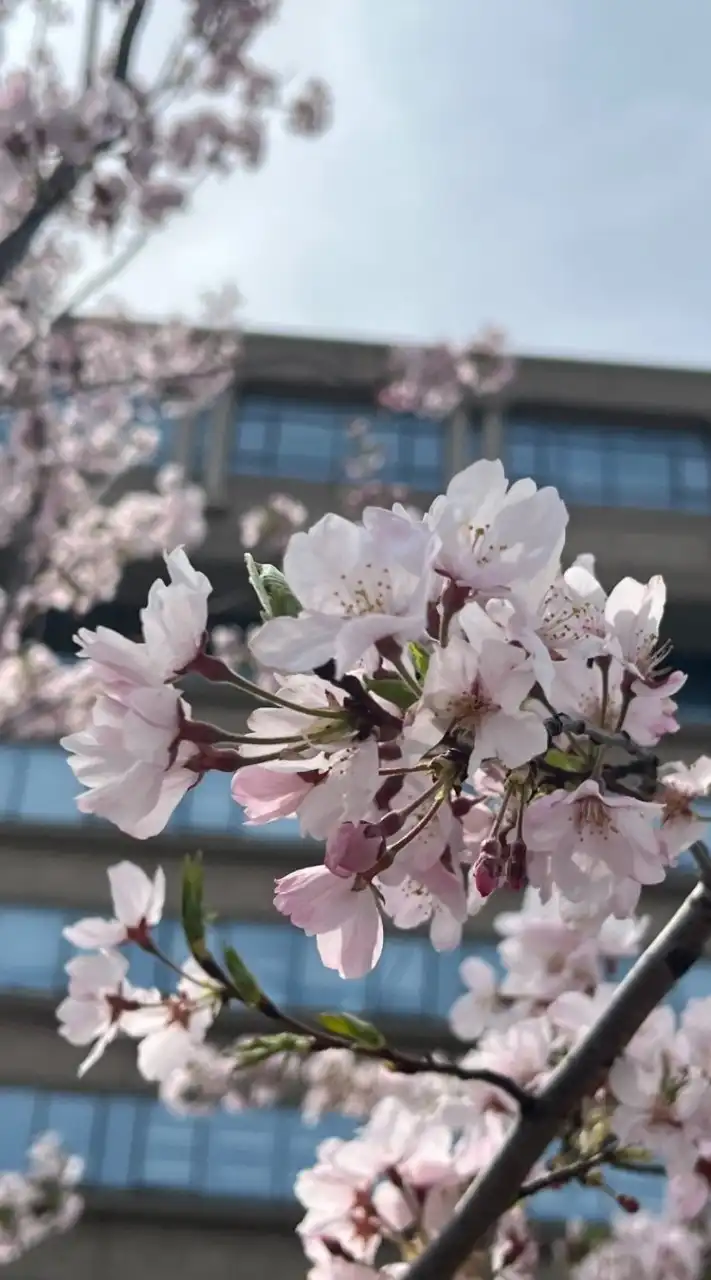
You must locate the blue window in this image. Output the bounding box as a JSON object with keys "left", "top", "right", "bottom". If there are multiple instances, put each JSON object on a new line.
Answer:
{"left": 367, "top": 936, "right": 433, "bottom": 1015}
{"left": 505, "top": 412, "right": 711, "bottom": 512}
{"left": 203, "top": 1109, "right": 277, "bottom": 1197}
{"left": 142, "top": 1102, "right": 199, "bottom": 1189}
{"left": 298, "top": 936, "right": 369, "bottom": 1012}
{"left": 230, "top": 395, "right": 444, "bottom": 490}
{"left": 0, "top": 1089, "right": 37, "bottom": 1169}
{"left": 168, "top": 770, "right": 242, "bottom": 833}
{"left": 19, "top": 746, "right": 80, "bottom": 822}
{"left": 100, "top": 1096, "right": 139, "bottom": 1186}
{"left": 247, "top": 816, "right": 301, "bottom": 842}
{"left": 0, "top": 906, "right": 65, "bottom": 990}
{"left": 0, "top": 743, "right": 26, "bottom": 814}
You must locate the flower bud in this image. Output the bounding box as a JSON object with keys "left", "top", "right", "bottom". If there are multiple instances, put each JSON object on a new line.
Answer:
{"left": 616, "top": 1194, "right": 640, "bottom": 1214}
{"left": 324, "top": 822, "right": 385, "bottom": 879}
{"left": 473, "top": 845, "right": 504, "bottom": 897}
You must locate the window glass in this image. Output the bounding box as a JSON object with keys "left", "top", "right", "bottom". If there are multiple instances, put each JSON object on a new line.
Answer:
{"left": 246, "top": 816, "right": 301, "bottom": 841}
{"left": 0, "top": 1089, "right": 36, "bottom": 1169}
{"left": 231, "top": 396, "right": 444, "bottom": 490}
{"left": 100, "top": 1097, "right": 138, "bottom": 1186}
{"left": 367, "top": 937, "right": 432, "bottom": 1014}
{"left": 0, "top": 906, "right": 63, "bottom": 989}
{"left": 300, "top": 937, "right": 368, "bottom": 1012}
{"left": 505, "top": 414, "right": 711, "bottom": 511}
{"left": 20, "top": 747, "right": 80, "bottom": 822}
{"left": 42, "top": 1094, "right": 96, "bottom": 1164}
{"left": 203, "top": 1110, "right": 277, "bottom": 1197}
{"left": 0, "top": 744, "right": 25, "bottom": 814}
{"left": 185, "top": 771, "right": 238, "bottom": 832}
{"left": 142, "top": 1103, "right": 197, "bottom": 1188}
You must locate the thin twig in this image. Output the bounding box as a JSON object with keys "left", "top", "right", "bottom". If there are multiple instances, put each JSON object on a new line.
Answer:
{"left": 547, "top": 713, "right": 658, "bottom": 764}
{"left": 517, "top": 1143, "right": 616, "bottom": 1200}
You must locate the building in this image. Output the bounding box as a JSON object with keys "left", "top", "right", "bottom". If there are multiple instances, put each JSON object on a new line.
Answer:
{"left": 4, "top": 330, "right": 711, "bottom": 1279}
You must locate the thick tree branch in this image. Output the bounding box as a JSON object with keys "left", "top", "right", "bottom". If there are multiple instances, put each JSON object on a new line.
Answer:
{"left": 406, "top": 865, "right": 711, "bottom": 1280}
{"left": 0, "top": 0, "right": 150, "bottom": 289}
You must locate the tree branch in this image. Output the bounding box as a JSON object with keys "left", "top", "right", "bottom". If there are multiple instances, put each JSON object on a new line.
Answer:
{"left": 114, "top": 0, "right": 149, "bottom": 83}
{"left": 256, "top": 996, "right": 537, "bottom": 1114}
{"left": 0, "top": 0, "right": 150, "bottom": 289}
{"left": 517, "top": 1142, "right": 616, "bottom": 1200}
{"left": 405, "top": 870, "right": 711, "bottom": 1280}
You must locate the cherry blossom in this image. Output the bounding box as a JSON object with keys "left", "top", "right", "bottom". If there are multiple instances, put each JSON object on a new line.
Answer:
{"left": 122, "top": 958, "right": 222, "bottom": 1082}
{"left": 231, "top": 759, "right": 321, "bottom": 824}
{"left": 57, "top": 951, "right": 146, "bottom": 1076}
{"left": 61, "top": 686, "right": 200, "bottom": 838}
{"left": 52, "top": 446, "right": 711, "bottom": 1277}
{"left": 140, "top": 547, "right": 212, "bottom": 679}
{"left": 249, "top": 509, "right": 437, "bottom": 676}
{"left": 275, "top": 864, "right": 384, "bottom": 979}
{"left": 403, "top": 615, "right": 547, "bottom": 776}
{"left": 525, "top": 780, "right": 665, "bottom": 917}
{"left": 64, "top": 862, "right": 165, "bottom": 950}
{"left": 426, "top": 458, "right": 568, "bottom": 596}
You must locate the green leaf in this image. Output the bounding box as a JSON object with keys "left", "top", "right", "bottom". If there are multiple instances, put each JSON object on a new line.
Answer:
{"left": 408, "top": 642, "right": 430, "bottom": 680}
{"left": 181, "top": 853, "right": 206, "bottom": 954}
{"left": 318, "top": 1011, "right": 385, "bottom": 1050}
{"left": 233, "top": 1032, "right": 314, "bottom": 1066}
{"left": 543, "top": 748, "right": 587, "bottom": 774}
{"left": 244, "top": 554, "right": 300, "bottom": 621}
{"left": 364, "top": 677, "right": 417, "bottom": 711}
{"left": 223, "top": 945, "right": 263, "bottom": 1008}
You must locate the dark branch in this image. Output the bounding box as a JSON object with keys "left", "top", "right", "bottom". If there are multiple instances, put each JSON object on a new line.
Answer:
{"left": 250, "top": 995, "right": 535, "bottom": 1114}
{"left": 406, "top": 869, "right": 711, "bottom": 1280}
{"left": 114, "top": 0, "right": 149, "bottom": 81}
{"left": 517, "top": 1143, "right": 615, "bottom": 1200}
{"left": 0, "top": 0, "right": 150, "bottom": 289}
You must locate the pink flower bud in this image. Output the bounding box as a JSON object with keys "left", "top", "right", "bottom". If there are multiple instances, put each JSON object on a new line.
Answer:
{"left": 324, "top": 822, "right": 385, "bottom": 879}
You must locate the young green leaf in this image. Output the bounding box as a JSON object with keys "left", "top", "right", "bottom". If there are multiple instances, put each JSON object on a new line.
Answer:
{"left": 181, "top": 853, "right": 206, "bottom": 954}
{"left": 544, "top": 748, "right": 587, "bottom": 774}
{"left": 223, "top": 945, "right": 263, "bottom": 1008}
{"left": 408, "top": 642, "right": 430, "bottom": 680}
{"left": 244, "top": 554, "right": 300, "bottom": 620}
{"left": 364, "top": 677, "right": 418, "bottom": 711}
{"left": 318, "top": 1011, "right": 385, "bottom": 1050}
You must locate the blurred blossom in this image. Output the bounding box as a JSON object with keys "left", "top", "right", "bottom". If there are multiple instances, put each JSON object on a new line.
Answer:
{"left": 380, "top": 327, "right": 516, "bottom": 418}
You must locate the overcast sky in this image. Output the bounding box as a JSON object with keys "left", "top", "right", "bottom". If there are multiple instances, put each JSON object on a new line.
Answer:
{"left": 11, "top": 0, "right": 711, "bottom": 366}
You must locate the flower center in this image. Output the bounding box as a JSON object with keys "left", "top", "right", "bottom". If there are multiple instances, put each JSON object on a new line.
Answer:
{"left": 448, "top": 681, "right": 496, "bottom": 741}
{"left": 574, "top": 796, "right": 616, "bottom": 838}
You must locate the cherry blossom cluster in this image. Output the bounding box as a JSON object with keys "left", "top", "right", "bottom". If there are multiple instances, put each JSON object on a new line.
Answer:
{"left": 64, "top": 457, "right": 703, "bottom": 968}
{"left": 379, "top": 326, "right": 516, "bottom": 418}
{"left": 0, "top": 1133, "right": 83, "bottom": 1266}
{"left": 55, "top": 861, "right": 711, "bottom": 1278}
{"left": 288, "top": 885, "right": 711, "bottom": 1279}
{"left": 56, "top": 455, "right": 711, "bottom": 1275}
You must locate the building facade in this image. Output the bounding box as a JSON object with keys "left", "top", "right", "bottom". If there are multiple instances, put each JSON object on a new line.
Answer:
{"left": 4, "top": 331, "right": 711, "bottom": 1279}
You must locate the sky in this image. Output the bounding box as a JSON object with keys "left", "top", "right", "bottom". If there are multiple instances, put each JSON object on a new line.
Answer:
{"left": 10, "top": 0, "right": 711, "bottom": 366}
